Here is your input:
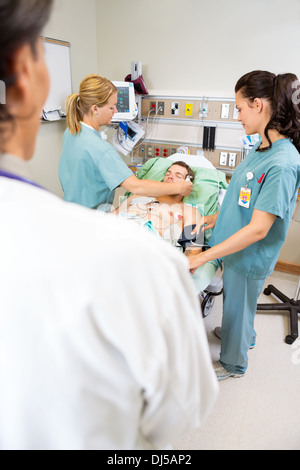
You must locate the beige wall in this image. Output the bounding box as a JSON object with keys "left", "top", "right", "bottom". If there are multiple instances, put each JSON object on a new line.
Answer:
{"left": 29, "top": 0, "right": 299, "bottom": 264}
{"left": 29, "top": 0, "right": 98, "bottom": 196}
{"left": 96, "top": 0, "right": 300, "bottom": 96}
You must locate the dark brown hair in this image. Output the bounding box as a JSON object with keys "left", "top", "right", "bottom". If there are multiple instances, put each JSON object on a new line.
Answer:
{"left": 235, "top": 70, "right": 300, "bottom": 152}
{"left": 0, "top": 0, "right": 53, "bottom": 134}
{"left": 171, "top": 161, "right": 195, "bottom": 182}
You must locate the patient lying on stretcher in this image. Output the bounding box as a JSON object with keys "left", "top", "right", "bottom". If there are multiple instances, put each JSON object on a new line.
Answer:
{"left": 113, "top": 162, "right": 203, "bottom": 254}
{"left": 112, "top": 161, "right": 219, "bottom": 292}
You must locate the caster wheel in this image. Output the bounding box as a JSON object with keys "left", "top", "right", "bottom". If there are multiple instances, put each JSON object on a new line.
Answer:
{"left": 264, "top": 287, "right": 271, "bottom": 296}
{"left": 285, "top": 335, "right": 297, "bottom": 345}
{"left": 202, "top": 295, "right": 215, "bottom": 318}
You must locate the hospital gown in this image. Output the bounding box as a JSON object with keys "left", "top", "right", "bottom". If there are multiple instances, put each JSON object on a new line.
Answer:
{"left": 0, "top": 154, "right": 218, "bottom": 450}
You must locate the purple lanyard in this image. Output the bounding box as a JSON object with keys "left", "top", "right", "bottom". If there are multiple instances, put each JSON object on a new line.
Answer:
{"left": 0, "top": 169, "right": 45, "bottom": 190}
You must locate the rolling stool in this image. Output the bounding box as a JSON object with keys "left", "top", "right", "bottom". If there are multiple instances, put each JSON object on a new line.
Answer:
{"left": 257, "top": 200, "right": 300, "bottom": 345}
{"left": 257, "top": 278, "right": 300, "bottom": 344}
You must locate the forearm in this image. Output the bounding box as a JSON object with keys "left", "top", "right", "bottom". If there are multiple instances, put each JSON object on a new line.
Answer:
{"left": 132, "top": 179, "right": 180, "bottom": 197}
{"left": 189, "top": 210, "right": 277, "bottom": 270}
{"left": 121, "top": 175, "right": 192, "bottom": 197}
{"left": 201, "top": 224, "right": 264, "bottom": 263}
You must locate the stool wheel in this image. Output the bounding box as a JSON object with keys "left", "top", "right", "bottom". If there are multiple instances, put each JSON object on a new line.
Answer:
{"left": 264, "top": 287, "right": 272, "bottom": 296}
{"left": 285, "top": 335, "right": 297, "bottom": 345}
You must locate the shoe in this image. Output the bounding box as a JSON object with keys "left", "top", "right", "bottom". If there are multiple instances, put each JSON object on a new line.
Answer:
{"left": 213, "top": 361, "right": 244, "bottom": 381}
{"left": 214, "top": 327, "right": 255, "bottom": 349}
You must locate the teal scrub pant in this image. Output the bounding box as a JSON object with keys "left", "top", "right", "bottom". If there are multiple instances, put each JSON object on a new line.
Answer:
{"left": 220, "top": 265, "right": 265, "bottom": 375}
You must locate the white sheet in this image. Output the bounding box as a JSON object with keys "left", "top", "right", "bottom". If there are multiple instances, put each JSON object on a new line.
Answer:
{"left": 167, "top": 152, "right": 216, "bottom": 169}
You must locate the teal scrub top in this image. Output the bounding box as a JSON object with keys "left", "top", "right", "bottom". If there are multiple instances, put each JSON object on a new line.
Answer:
{"left": 210, "top": 139, "right": 300, "bottom": 279}
{"left": 59, "top": 123, "right": 133, "bottom": 208}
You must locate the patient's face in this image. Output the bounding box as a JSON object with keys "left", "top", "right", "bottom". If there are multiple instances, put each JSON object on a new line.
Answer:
{"left": 164, "top": 165, "right": 188, "bottom": 183}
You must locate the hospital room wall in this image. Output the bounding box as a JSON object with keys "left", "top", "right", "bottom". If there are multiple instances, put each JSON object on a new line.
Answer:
{"left": 96, "top": 0, "right": 300, "bottom": 96}
{"left": 27, "top": 0, "right": 299, "bottom": 266}
{"left": 96, "top": 0, "right": 300, "bottom": 267}
{"left": 29, "top": 0, "right": 99, "bottom": 197}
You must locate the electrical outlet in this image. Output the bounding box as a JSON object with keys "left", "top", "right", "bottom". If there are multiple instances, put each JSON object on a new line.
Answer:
{"left": 158, "top": 101, "right": 165, "bottom": 115}
{"left": 229, "top": 153, "right": 237, "bottom": 167}
{"left": 162, "top": 148, "right": 169, "bottom": 158}
{"left": 171, "top": 102, "right": 179, "bottom": 116}
{"left": 219, "top": 152, "right": 228, "bottom": 166}
{"left": 155, "top": 147, "right": 161, "bottom": 157}
{"left": 150, "top": 101, "right": 157, "bottom": 114}
{"left": 146, "top": 145, "right": 154, "bottom": 158}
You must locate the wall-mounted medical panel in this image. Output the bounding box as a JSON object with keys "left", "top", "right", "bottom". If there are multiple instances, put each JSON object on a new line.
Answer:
{"left": 140, "top": 95, "right": 240, "bottom": 124}
{"left": 132, "top": 140, "right": 243, "bottom": 173}
{"left": 133, "top": 94, "right": 245, "bottom": 175}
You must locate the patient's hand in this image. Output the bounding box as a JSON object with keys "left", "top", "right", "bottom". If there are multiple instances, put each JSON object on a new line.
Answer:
{"left": 191, "top": 215, "right": 205, "bottom": 236}
{"left": 202, "top": 212, "right": 219, "bottom": 231}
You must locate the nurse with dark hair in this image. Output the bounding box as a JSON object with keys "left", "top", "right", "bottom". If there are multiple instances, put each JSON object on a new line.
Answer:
{"left": 190, "top": 70, "right": 300, "bottom": 381}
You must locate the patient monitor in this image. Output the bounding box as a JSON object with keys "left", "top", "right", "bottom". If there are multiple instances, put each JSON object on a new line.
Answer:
{"left": 108, "top": 81, "right": 144, "bottom": 156}
{"left": 111, "top": 81, "right": 138, "bottom": 122}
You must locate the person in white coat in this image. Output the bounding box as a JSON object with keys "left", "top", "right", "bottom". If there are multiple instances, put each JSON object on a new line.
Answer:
{"left": 0, "top": 0, "right": 218, "bottom": 450}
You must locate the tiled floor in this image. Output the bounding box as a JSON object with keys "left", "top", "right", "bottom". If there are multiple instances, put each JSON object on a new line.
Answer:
{"left": 173, "top": 271, "right": 300, "bottom": 450}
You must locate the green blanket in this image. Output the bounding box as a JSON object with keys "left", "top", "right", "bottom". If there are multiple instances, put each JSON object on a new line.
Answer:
{"left": 126, "top": 157, "right": 228, "bottom": 243}
{"left": 130, "top": 157, "right": 228, "bottom": 214}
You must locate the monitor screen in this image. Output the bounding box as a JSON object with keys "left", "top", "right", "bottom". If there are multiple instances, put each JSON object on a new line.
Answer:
{"left": 116, "top": 87, "right": 130, "bottom": 114}
{"left": 111, "top": 81, "right": 137, "bottom": 122}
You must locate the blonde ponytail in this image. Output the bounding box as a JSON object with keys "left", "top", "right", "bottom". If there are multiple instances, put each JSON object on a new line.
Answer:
{"left": 66, "top": 75, "right": 118, "bottom": 135}
{"left": 66, "top": 93, "right": 82, "bottom": 135}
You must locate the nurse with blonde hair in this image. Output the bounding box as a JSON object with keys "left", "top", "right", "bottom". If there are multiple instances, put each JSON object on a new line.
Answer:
{"left": 0, "top": 0, "right": 218, "bottom": 450}
{"left": 59, "top": 74, "right": 193, "bottom": 210}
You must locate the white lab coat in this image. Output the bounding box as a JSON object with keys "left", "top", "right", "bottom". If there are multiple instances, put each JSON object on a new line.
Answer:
{"left": 0, "top": 157, "right": 218, "bottom": 450}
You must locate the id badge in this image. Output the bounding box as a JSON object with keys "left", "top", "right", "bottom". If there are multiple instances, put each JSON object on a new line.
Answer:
{"left": 238, "top": 187, "right": 252, "bottom": 208}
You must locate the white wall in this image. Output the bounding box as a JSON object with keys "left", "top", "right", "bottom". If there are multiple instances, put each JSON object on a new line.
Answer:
{"left": 29, "top": 0, "right": 98, "bottom": 196}
{"left": 96, "top": 0, "right": 300, "bottom": 96}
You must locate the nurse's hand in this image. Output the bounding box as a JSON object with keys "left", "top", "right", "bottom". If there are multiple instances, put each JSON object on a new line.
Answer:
{"left": 178, "top": 180, "right": 193, "bottom": 197}
{"left": 188, "top": 252, "right": 207, "bottom": 274}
